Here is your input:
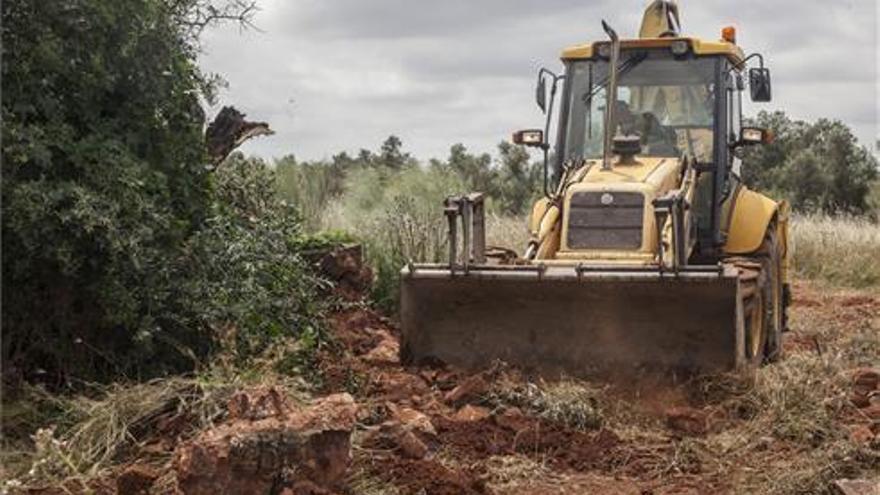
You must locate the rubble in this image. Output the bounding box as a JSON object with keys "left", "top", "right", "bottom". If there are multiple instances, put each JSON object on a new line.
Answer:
{"left": 493, "top": 407, "right": 533, "bottom": 433}
{"left": 832, "top": 478, "right": 880, "bottom": 495}
{"left": 116, "top": 464, "right": 159, "bottom": 495}
{"left": 392, "top": 406, "right": 436, "bottom": 436}
{"left": 453, "top": 405, "right": 491, "bottom": 422}
{"left": 443, "top": 374, "right": 489, "bottom": 405}
{"left": 850, "top": 368, "right": 879, "bottom": 409}
{"left": 665, "top": 407, "right": 709, "bottom": 436}
{"left": 849, "top": 425, "right": 875, "bottom": 444}
{"left": 363, "top": 329, "right": 400, "bottom": 365}
{"left": 316, "top": 244, "right": 373, "bottom": 300}
{"left": 174, "top": 392, "right": 356, "bottom": 495}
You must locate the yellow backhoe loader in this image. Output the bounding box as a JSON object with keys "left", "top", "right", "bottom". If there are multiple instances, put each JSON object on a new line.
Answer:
{"left": 400, "top": 1, "right": 791, "bottom": 375}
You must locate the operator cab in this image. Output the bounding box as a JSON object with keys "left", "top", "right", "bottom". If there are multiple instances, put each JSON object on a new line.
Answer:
{"left": 518, "top": 34, "right": 773, "bottom": 257}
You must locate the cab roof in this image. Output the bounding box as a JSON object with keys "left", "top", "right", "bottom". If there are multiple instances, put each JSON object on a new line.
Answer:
{"left": 561, "top": 37, "right": 745, "bottom": 66}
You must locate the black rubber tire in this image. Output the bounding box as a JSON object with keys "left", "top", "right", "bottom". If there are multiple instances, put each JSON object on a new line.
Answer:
{"left": 737, "top": 261, "right": 767, "bottom": 367}
{"left": 756, "top": 226, "right": 784, "bottom": 363}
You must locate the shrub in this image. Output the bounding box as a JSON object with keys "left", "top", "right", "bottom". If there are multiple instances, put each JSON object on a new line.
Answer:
{"left": 174, "top": 155, "right": 325, "bottom": 365}
{"left": 1, "top": 1, "right": 322, "bottom": 385}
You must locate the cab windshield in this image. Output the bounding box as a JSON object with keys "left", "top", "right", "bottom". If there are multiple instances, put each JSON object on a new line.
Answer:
{"left": 561, "top": 51, "right": 717, "bottom": 163}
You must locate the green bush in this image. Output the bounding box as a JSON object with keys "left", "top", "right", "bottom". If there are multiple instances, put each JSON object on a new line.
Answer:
{"left": 1, "top": 1, "right": 322, "bottom": 386}
{"left": 175, "top": 155, "right": 325, "bottom": 364}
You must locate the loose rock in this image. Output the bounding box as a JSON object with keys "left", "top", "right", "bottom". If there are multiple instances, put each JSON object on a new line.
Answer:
{"left": 453, "top": 405, "right": 491, "bottom": 422}
{"left": 393, "top": 406, "right": 436, "bottom": 436}
{"left": 852, "top": 368, "right": 879, "bottom": 393}
{"left": 444, "top": 375, "right": 489, "bottom": 405}
{"left": 832, "top": 478, "right": 879, "bottom": 495}
{"left": 397, "top": 429, "right": 429, "bottom": 459}
{"left": 665, "top": 407, "right": 708, "bottom": 436}
{"left": 494, "top": 407, "right": 534, "bottom": 433}
{"left": 227, "top": 386, "right": 289, "bottom": 421}
{"left": 849, "top": 425, "right": 875, "bottom": 445}
{"left": 363, "top": 330, "right": 400, "bottom": 365}
{"left": 174, "top": 393, "right": 357, "bottom": 495}
{"left": 117, "top": 464, "right": 159, "bottom": 495}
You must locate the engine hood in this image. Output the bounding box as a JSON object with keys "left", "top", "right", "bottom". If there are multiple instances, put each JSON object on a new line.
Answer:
{"left": 554, "top": 156, "right": 684, "bottom": 261}
{"left": 576, "top": 156, "right": 682, "bottom": 186}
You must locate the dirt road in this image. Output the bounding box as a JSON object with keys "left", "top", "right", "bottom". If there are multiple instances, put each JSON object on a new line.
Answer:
{"left": 323, "top": 280, "right": 879, "bottom": 494}
{"left": 13, "top": 280, "right": 875, "bottom": 495}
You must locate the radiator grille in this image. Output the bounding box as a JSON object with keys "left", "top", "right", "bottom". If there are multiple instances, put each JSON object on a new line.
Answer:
{"left": 567, "top": 192, "right": 644, "bottom": 249}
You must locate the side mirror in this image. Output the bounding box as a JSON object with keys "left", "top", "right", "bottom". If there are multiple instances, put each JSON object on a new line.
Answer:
{"left": 536, "top": 75, "right": 547, "bottom": 113}
{"left": 749, "top": 68, "right": 772, "bottom": 102}
{"left": 737, "top": 127, "right": 773, "bottom": 147}
{"left": 512, "top": 129, "right": 546, "bottom": 148}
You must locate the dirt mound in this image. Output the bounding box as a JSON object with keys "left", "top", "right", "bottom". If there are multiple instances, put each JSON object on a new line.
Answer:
{"left": 433, "top": 415, "right": 622, "bottom": 472}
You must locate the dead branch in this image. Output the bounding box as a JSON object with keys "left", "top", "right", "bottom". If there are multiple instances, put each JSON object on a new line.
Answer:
{"left": 205, "top": 106, "right": 274, "bottom": 166}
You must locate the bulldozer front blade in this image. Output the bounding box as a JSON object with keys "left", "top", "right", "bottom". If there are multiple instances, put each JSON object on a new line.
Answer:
{"left": 400, "top": 264, "right": 745, "bottom": 375}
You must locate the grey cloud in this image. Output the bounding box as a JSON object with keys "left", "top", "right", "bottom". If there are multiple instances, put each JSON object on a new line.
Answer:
{"left": 282, "top": 0, "right": 616, "bottom": 40}
{"left": 201, "top": 0, "right": 877, "bottom": 161}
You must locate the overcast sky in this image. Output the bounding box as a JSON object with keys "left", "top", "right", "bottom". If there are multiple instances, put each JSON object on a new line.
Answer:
{"left": 200, "top": 0, "right": 879, "bottom": 162}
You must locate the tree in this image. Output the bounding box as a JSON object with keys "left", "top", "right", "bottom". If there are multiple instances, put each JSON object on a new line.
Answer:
{"left": 445, "top": 143, "right": 499, "bottom": 198}
{"left": 377, "top": 135, "right": 406, "bottom": 171}
{"left": 741, "top": 111, "right": 878, "bottom": 214}
{"left": 496, "top": 141, "right": 541, "bottom": 215}
{"left": 1, "top": 0, "right": 317, "bottom": 386}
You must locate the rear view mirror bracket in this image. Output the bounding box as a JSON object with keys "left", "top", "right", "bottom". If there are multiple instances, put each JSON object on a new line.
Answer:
{"left": 727, "top": 53, "right": 772, "bottom": 102}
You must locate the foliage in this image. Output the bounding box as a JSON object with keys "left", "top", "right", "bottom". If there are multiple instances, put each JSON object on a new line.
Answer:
{"left": 741, "top": 111, "right": 879, "bottom": 215}
{"left": 496, "top": 141, "right": 542, "bottom": 215}
{"left": 274, "top": 137, "right": 539, "bottom": 310}
{"left": 177, "top": 155, "right": 325, "bottom": 364}
{"left": 322, "top": 165, "right": 467, "bottom": 311}
{"left": 1, "top": 0, "right": 321, "bottom": 386}
{"left": 275, "top": 155, "right": 348, "bottom": 231}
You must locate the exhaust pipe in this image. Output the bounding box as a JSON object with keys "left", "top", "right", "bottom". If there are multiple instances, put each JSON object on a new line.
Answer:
{"left": 601, "top": 20, "right": 621, "bottom": 171}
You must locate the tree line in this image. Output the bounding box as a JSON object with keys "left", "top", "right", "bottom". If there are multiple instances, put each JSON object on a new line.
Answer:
{"left": 276, "top": 112, "right": 879, "bottom": 230}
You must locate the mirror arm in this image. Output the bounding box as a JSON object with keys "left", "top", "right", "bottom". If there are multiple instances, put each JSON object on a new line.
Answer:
{"left": 731, "top": 52, "right": 765, "bottom": 73}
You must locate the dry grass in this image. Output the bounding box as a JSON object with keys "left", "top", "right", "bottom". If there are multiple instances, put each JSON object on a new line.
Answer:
{"left": 485, "top": 213, "right": 880, "bottom": 290}
{"left": 346, "top": 467, "right": 402, "bottom": 495}
{"left": 0, "top": 372, "right": 308, "bottom": 491}
{"left": 790, "top": 214, "right": 880, "bottom": 289}
{"left": 486, "top": 214, "right": 530, "bottom": 252}
{"left": 704, "top": 286, "right": 879, "bottom": 494}
{"left": 488, "top": 377, "right": 605, "bottom": 431}
{"left": 483, "top": 454, "right": 563, "bottom": 492}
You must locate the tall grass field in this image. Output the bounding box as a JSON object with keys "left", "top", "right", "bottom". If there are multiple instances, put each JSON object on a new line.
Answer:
{"left": 276, "top": 162, "right": 879, "bottom": 308}
{"left": 790, "top": 214, "right": 880, "bottom": 289}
